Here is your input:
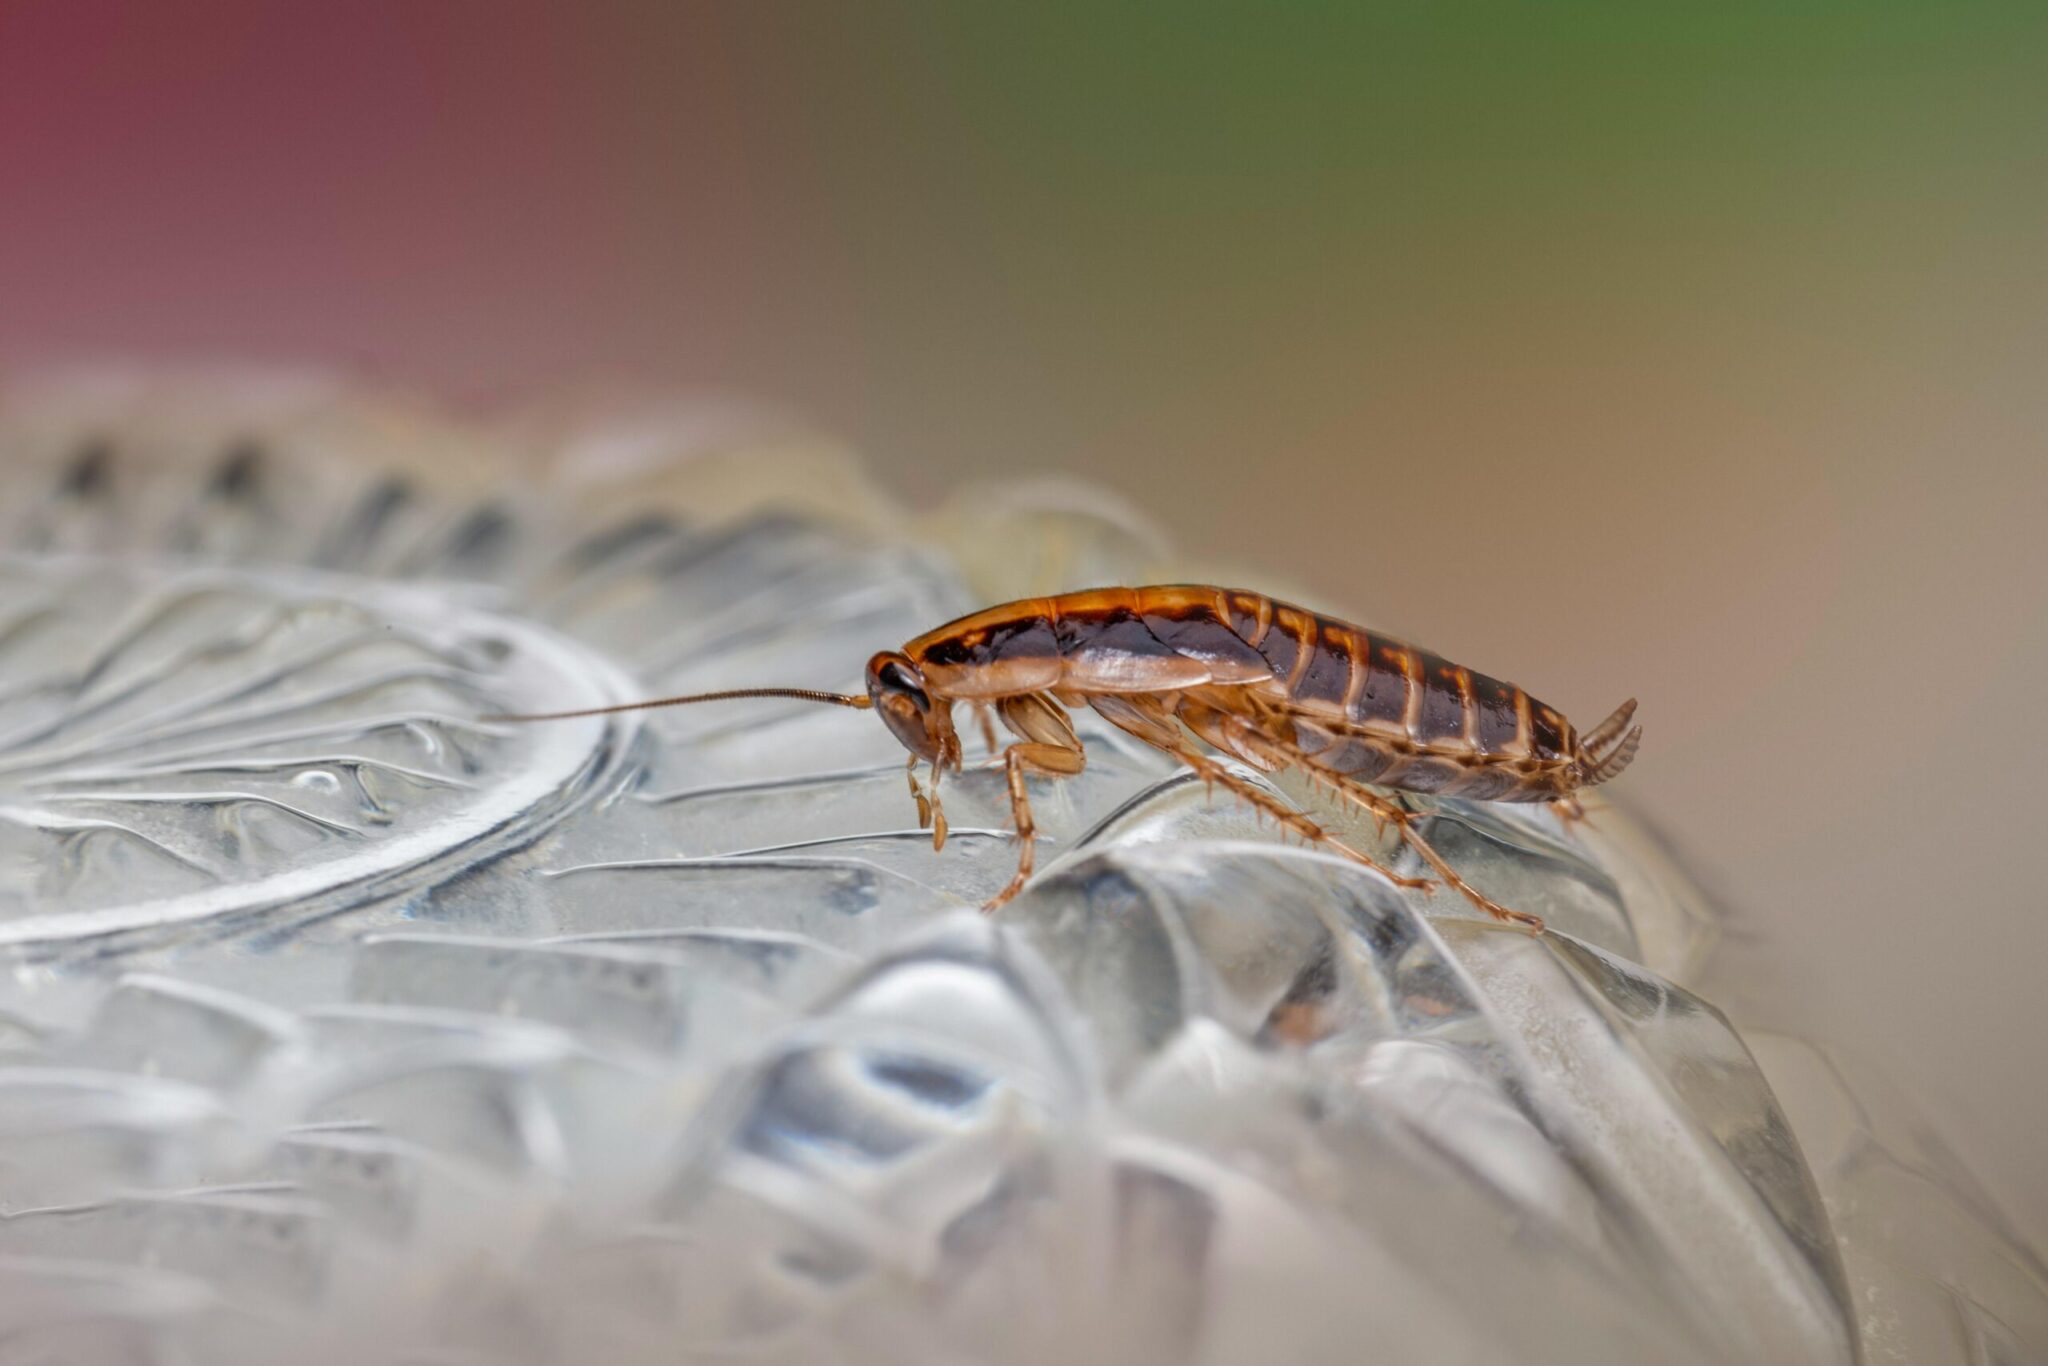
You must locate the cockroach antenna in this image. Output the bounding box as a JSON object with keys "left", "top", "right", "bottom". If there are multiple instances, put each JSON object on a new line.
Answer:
{"left": 482, "top": 687, "right": 872, "bottom": 724}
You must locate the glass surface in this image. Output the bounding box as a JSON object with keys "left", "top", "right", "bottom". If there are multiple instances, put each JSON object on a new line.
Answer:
{"left": 0, "top": 373, "right": 2039, "bottom": 1365}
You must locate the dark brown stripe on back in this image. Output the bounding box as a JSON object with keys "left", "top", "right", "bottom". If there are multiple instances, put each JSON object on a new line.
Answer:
{"left": 1358, "top": 636, "right": 1415, "bottom": 731}
{"left": 1529, "top": 702, "right": 1569, "bottom": 761}
{"left": 1416, "top": 654, "right": 1472, "bottom": 746}
{"left": 1290, "top": 621, "right": 1356, "bottom": 711}
{"left": 1225, "top": 592, "right": 1273, "bottom": 648}
{"left": 918, "top": 611, "right": 1057, "bottom": 669}
{"left": 1252, "top": 606, "right": 1309, "bottom": 682}
{"left": 1470, "top": 672, "right": 1523, "bottom": 756}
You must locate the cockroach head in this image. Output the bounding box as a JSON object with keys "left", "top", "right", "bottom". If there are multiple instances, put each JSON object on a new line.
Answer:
{"left": 865, "top": 651, "right": 953, "bottom": 766}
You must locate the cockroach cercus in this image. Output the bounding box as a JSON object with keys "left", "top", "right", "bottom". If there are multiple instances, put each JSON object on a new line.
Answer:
{"left": 488, "top": 585, "right": 1641, "bottom": 933}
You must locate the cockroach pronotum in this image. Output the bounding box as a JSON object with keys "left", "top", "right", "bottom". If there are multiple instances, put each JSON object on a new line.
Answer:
{"left": 489, "top": 586, "right": 1641, "bottom": 933}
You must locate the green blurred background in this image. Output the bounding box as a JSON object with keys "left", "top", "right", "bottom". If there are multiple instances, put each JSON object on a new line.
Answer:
{"left": 3, "top": 3, "right": 2045, "bottom": 1234}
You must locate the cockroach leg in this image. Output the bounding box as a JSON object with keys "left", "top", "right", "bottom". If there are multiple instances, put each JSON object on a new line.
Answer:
{"left": 908, "top": 755, "right": 931, "bottom": 828}
{"left": 1094, "top": 694, "right": 1418, "bottom": 886}
{"left": 907, "top": 754, "right": 950, "bottom": 849}
{"left": 971, "top": 702, "right": 1000, "bottom": 755}
{"left": 927, "top": 761, "right": 950, "bottom": 851}
{"left": 931, "top": 801, "right": 949, "bottom": 850}
{"left": 985, "top": 740, "right": 1086, "bottom": 912}
{"left": 1196, "top": 707, "right": 1539, "bottom": 927}
{"left": 1328, "top": 780, "right": 1544, "bottom": 934}
{"left": 1156, "top": 737, "right": 1434, "bottom": 894}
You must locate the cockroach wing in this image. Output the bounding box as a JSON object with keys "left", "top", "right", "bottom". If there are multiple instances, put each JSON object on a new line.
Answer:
{"left": 1056, "top": 615, "right": 1219, "bottom": 692}
{"left": 1138, "top": 607, "right": 1275, "bottom": 685}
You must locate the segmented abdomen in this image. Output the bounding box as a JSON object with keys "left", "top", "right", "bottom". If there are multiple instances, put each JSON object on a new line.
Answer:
{"left": 1201, "top": 589, "right": 1575, "bottom": 799}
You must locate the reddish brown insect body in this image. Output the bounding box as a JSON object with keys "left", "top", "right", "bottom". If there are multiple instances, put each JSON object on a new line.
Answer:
{"left": 492, "top": 585, "right": 1642, "bottom": 932}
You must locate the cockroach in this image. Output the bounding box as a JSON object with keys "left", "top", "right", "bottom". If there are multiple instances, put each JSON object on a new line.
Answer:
{"left": 489, "top": 586, "right": 1640, "bottom": 932}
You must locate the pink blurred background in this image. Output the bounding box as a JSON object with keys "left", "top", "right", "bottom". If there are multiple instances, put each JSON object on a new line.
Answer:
{"left": 4, "top": 3, "right": 2045, "bottom": 1233}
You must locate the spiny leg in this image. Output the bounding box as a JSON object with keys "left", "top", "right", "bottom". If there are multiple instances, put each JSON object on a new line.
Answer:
{"left": 1156, "top": 735, "right": 1434, "bottom": 894}
{"left": 1109, "top": 689, "right": 1542, "bottom": 932}
{"left": 1087, "top": 692, "right": 1429, "bottom": 890}
{"left": 1324, "top": 779, "right": 1544, "bottom": 933}
{"left": 1181, "top": 701, "right": 1541, "bottom": 929}
{"left": 1090, "top": 690, "right": 1431, "bottom": 895}
{"left": 986, "top": 740, "right": 1086, "bottom": 912}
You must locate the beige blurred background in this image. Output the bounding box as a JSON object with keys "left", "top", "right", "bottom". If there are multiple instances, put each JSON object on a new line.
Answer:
{"left": 3, "top": 5, "right": 2044, "bottom": 1236}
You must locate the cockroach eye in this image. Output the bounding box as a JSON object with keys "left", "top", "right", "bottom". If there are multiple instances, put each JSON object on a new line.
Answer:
{"left": 870, "top": 655, "right": 929, "bottom": 711}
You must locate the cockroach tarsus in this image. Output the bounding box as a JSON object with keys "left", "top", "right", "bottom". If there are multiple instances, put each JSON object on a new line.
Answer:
{"left": 486, "top": 585, "right": 1642, "bottom": 934}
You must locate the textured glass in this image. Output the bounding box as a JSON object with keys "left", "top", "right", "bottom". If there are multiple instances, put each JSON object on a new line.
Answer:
{"left": 0, "top": 370, "right": 2039, "bottom": 1365}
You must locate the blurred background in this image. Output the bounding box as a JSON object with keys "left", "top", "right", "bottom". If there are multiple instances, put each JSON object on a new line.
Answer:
{"left": 2, "top": 2, "right": 2043, "bottom": 1238}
